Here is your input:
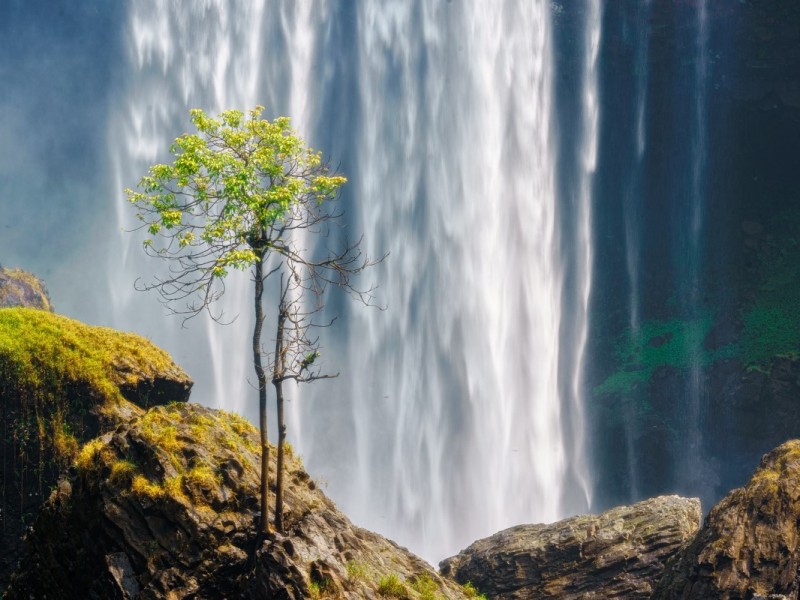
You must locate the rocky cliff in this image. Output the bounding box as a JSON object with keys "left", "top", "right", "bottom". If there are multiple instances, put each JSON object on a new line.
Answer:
{"left": 6, "top": 402, "right": 471, "bottom": 599}
{"left": 0, "top": 266, "right": 52, "bottom": 311}
{"left": 0, "top": 306, "right": 192, "bottom": 591}
{"left": 653, "top": 440, "right": 800, "bottom": 599}
{"left": 440, "top": 495, "right": 701, "bottom": 599}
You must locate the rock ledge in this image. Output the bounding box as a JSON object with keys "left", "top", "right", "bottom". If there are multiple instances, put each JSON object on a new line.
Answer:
{"left": 441, "top": 495, "right": 701, "bottom": 599}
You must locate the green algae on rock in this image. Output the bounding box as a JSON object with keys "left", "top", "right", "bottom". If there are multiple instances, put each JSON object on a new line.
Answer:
{"left": 6, "top": 403, "right": 470, "bottom": 600}
{"left": 0, "top": 266, "right": 52, "bottom": 311}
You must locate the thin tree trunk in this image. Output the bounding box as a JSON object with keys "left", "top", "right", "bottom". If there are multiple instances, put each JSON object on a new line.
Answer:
{"left": 273, "top": 305, "right": 287, "bottom": 532}
{"left": 253, "top": 258, "right": 269, "bottom": 534}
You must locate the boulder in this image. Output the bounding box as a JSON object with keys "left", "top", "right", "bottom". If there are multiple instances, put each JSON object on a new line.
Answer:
{"left": 440, "top": 495, "right": 701, "bottom": 599}
{"left": 653, "top": 440, "right": 800, "bottom": 599}
{"left": 0, "top": 265, "right": 52, "bottom": 310}
{"left": 6, "top": 403, "right": 471, "bottom": 599}
{"left": 0, "top": 307, "right": 192, "bottom": 591}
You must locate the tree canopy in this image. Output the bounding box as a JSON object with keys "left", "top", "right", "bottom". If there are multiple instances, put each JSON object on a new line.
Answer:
{"left": 126, "top": 105, "right": 348, "bottom": 320}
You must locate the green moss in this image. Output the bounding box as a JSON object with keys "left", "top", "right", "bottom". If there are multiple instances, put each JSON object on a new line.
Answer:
{"left": 0, "top": 307, "right": 178, "bottom": 409}
{"left": 109, "top": 459, "right": 138, "bottom": 486}
{"left": 75, "top": 438, "right": 110, "bottom": 470}
{"left": 595, "top": 315, "right": 726, "bottom": 396}
{"left": 72, "top": 404, "right": 266, "bottom": 511}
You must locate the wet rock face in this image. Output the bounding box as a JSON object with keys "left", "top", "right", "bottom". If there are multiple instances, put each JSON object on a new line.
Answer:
{"left": 440, "top": 495, "right": 701, "bottom": 599}
{"left": 653, "top": 440, "right": 800, "bottom": 600}
{"left": 0, "top": 266, "right": 52, "bottom": 310}
{"left": 6, "top": 403, "right": 469, "bottom": 599}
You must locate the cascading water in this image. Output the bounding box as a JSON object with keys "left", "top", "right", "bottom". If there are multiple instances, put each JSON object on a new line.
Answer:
{"left": 108, "top": 0, "right": 597, "bottom": 564}
{"left": 622, "top": 0, "right": 652, "bottom": 502}
{"left": 681, "top": 0, "right": 709, "bottom": 494}
{"left": 109, "top": 0, "right": 268, "bottom": 414}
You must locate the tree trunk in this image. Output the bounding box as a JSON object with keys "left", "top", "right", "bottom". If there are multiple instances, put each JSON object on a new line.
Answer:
{"left": 273, "top": 305, "right": 287, "bottom": 533}
{"left": 253, "top": 258, "right": 269, "bottom": 534}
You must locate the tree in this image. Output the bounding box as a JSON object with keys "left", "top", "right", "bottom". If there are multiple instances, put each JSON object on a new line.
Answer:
{"left": 126, "top": 106, "right": 377, "bottom": 535}
{"left": 269, "top": 260, "right": 337, "bottom": 532}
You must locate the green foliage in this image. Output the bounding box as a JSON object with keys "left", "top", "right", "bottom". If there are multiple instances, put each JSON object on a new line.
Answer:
{"left": 409, "top": 574, "right": 440, "bottom": 599}
{"left": 126, "top": 105, "right": 346, "bottom": 302}
{"left": 345, "top": 560, "right": 368, "bottom": 583}
{"left": 461, "top": 582, "right": 487, "bottom": 599}
{"left": 308, "top": 581, "right": 322, "bottom": 599}
{"left": 377, "top": 574, "right": 410, "bottom": 598}
{"left": 308, "top": 576, "right": 334, "bottom": 599}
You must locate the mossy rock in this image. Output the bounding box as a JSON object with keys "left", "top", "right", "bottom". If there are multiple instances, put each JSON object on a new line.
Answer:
{"left": 0, "top": 266, "right": 52, "bottom": 311}
{"left": 7, "top": 403, "right": 470, "bottom": 599}
{"left": 654, "top": 440, "right": 800, "bottom": 599}
{"left": 0, "top": 307, "right": 191, "bottom": 591}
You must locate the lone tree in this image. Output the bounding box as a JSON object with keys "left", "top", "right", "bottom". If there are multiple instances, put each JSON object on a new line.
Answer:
{"left": 126, "top": 106, "right": 377, "bottom": 535}
{"left": 268, "top": 259, "right": 341, "bottom": 532}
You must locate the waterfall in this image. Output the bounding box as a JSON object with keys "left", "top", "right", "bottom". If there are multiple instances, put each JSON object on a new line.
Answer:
{"left": 108, "top": 0, "right": 596, "bottom": 564}
{"left": 682, "top": 0, "right": 709, "bottom": 493}
{"left": 622, "top": 0, "right": 652, "bottom": 502}
{"left": 108, "top": 0, "right": 267, "bottom": 414}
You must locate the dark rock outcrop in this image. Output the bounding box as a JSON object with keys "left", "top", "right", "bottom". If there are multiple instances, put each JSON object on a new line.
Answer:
{"left": 653, "top": 440, "right": 800, "bottom": 599}
{"left": 0, "top": 265, "right": 52, "bottom": 310}
{"left": 440, "top": 495, "right": 701, "bottom": 599}
{"left": 0, "top": 307, "right": 192, "bottom": 592}
{"left": 6, "top": 403, "right": 470, "bottom": 599}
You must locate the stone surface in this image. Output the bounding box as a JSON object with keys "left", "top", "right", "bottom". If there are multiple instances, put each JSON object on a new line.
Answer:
{"left": 653, "top": 440, "right": 800, "bottom": 600}
{"left": 0, "top": 308, "right": 192, "bottom": 592}
{"left": 440, "top": 495, "right": 701, "bottom": 599}
{"left": 6, "top": 403, "right": 470, "bottom": 599}
{"left": 0, "top": 266, "right": 52, "bottom": 310}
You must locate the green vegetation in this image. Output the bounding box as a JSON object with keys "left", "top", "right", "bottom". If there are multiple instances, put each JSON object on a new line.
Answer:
{"left": 462, "top": 582, "right": 488, "bottom": 599}
{"left": 0, "top": 306, "right": 183, "bottom": 492}
{"left": 409, "top": 574, "right": 440, "bottom": 600}
{"left": 308, "top": 581, "right": 322, "bottom": 599}
{"left": 377, "top": 574, "right": 409, "bottom": 598}
{"left": 308, "top": 576, "right": 335, "bottom": 599}
{"left": 74, "top": 404, "right": 261, "bottom": 508}
{"left": 594, "top": 314, "right": 734, "bottom": 396}
{"left": 597, "top": 209, "right": 800, "bottom": 396}
{"left": 345, "top": 560, "right": 369, "bottom": 583}
{"left": 0, "top": 307, "right": 177, "bottom": 410}
{"left": 374, "top": 572, "right": 449, "bottom": 599}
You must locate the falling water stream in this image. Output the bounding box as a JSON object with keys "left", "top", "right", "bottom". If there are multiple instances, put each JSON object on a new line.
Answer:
{"left": 622, "top": 0, "right": 652, "bottom": 502}
{"left": 108, "top": 0, "right": 598, "bottom": 564}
